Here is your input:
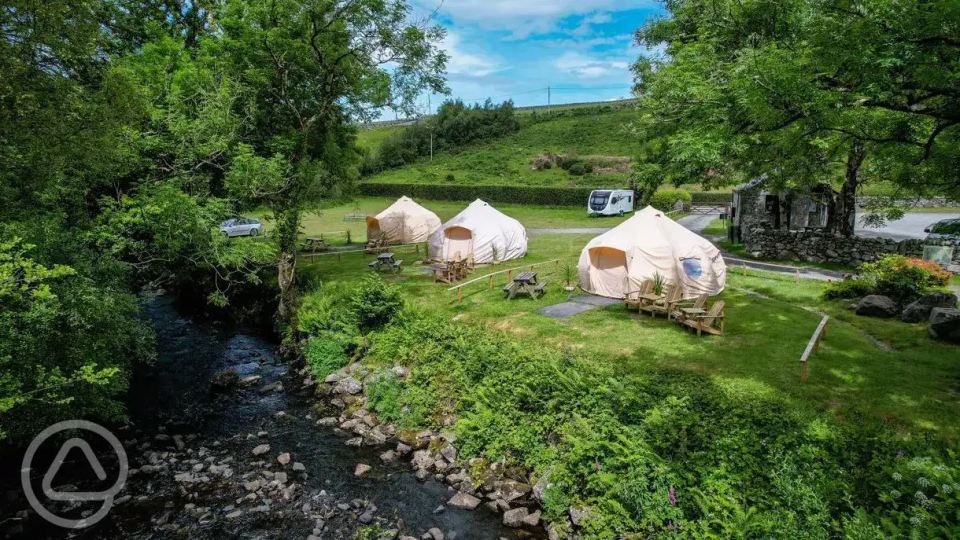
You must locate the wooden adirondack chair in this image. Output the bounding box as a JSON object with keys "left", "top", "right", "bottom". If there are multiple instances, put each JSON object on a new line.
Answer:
{"left": 625, "top": 280, "right": 652, "bottom": 310}
{"left": 671, "top": 293, "right": 709, "bottom": 322}
{"left": 681, "top": 300, "right": 725, "bottom": 336}
{"left": 641, "top": 283, "right": 683, "bottom": 318}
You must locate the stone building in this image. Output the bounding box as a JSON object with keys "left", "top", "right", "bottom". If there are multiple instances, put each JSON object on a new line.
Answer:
{"left": 731, "top": 175, "right": 850, "bottom": 243}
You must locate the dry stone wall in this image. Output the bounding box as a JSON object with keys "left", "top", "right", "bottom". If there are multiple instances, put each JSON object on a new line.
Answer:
{"left": 744, "top": 229, "right": 960, "bottom": 266}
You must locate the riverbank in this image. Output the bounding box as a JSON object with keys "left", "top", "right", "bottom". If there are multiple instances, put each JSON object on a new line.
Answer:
{"left": 3, "top": 295, "right": 521, "bottom": 539}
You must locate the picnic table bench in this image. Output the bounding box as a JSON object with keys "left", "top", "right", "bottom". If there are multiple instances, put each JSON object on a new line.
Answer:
{"left": 301, "top": 237, "right": 328, "bottom": 253}
{"left": 503, "top": 271, "right": 546, "bottom": 300}
{"left": 368, "top": 252, "right": 403, "bottom": 273}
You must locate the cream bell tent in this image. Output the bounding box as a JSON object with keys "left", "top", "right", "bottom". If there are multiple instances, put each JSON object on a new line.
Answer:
{"left": 578, "top": 206, "right": 726, "bottom": 299}
{"left": 366, "top": 196, "right": 441, "bottom": 245}
{"left": 429, "top": 199, "right": 527, "bottom": 263}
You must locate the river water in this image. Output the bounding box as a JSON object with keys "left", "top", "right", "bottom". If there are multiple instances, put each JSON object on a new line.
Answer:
{"left": 4, "top": 295, "right": 523, "bottom": 539}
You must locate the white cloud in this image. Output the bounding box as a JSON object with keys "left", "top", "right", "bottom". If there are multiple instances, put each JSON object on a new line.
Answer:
{"left": 441, "top": 32, "right": 500, "bottom": 77}
{"left": 554, "top": 51, "right": 630, "bottom": 79}
{"left": 415, "top": 0, "right": 656, "bottom": 38}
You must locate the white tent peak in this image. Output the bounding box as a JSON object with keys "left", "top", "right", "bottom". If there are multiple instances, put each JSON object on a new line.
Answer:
{"left": 429, "top": 199, "right": 527, "bottom": 263}
{"left": 578, "top": 206, "right": 726, "bottom": 299}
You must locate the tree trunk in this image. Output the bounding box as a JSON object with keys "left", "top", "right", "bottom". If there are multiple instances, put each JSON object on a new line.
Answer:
{"left": 275, "top": 208, "right": 301, "bottom": 327}
{"left": 837, "top": 140, "right": 865, "bottom": 237}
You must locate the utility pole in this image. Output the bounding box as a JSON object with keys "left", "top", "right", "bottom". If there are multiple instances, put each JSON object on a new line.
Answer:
{"left": 428, "top": 94, "right": 433, "bottom": 161}
{"left": 547, "top": 86, "right": 551, "bottom": 114}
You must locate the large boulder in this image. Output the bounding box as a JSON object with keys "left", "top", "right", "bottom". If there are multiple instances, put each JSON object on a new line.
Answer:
{"left": 901, "top": 292, "right": 958, "bottom": 323}
{"left": 855, "top": 295, "right": 898, "bottom": 318}
{"left": 929, "top": 308, "right": 960, "bottom": 344}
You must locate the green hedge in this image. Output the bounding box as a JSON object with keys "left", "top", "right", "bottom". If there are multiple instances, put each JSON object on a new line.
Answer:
{"left": 649, "top": 189, "right": 692, "bottom": 211}
{"left": 691, "top": 191, "right": 733, "bottom": 204}
{"left": 359, "top": 183, "right": 733, "bottom": 208}
{"left": 359, "top": 182, "right": 595, "bottom": 206}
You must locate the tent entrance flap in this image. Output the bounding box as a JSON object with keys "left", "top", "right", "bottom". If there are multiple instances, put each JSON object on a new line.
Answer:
{"left": 444, "top": 226, "right": 473, "bottom": 260}
{"left": 587, "top": 247, "right": 628, "bottom": 298}
{"left": 366, "top": 217, "right": 381, "bottom": 238}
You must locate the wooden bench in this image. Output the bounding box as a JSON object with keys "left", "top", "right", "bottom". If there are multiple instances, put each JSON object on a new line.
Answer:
{"left": 533, "top": 281, "right": 547, "bottom": 296}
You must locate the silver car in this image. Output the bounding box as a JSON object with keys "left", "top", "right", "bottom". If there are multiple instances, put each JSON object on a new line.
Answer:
{"left": 924, "top": 218, "right": 960, "bottom": 240}
{"left": 219, "top": 218, "right": 263, "bottom": 237}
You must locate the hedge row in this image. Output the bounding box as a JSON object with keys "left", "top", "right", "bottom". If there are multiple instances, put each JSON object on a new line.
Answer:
{"left": 359, "top": 182, "right": 595, "bottom": 206}
{"left": 691, "top": 191, "right": 733, "bottom": 204}
{"left": 358, "top": 183, "right": 733, "bottom": 207}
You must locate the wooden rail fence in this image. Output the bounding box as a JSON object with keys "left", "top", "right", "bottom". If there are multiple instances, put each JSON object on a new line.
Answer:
{"left": 448, "top": 259, "right": 562, "bottom": 304}
{"left": 799, "top": 315, "right": 829, "bottom": 381}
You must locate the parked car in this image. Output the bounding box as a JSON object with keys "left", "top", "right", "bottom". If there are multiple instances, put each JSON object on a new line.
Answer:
{"left": 219, "top": 217, "right": 263, "bottom": 237}
{"left": 588, "top": 189, "right": 635, "bottom": 216}
{"left": 924, "top": 218, "right": 960, "bottom": 240}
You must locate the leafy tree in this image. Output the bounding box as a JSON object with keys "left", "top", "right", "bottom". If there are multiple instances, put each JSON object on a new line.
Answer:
{"left": 216, "top": 0, "right": 447, "bottom": 323}
{"left": 633, "top": 0, "right": 960, "bottom": 234}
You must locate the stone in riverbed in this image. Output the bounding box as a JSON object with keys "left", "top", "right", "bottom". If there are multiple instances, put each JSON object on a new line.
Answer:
{"left": 335, "top": 377, "right": 363, "bottom": 395}
{"left": 503, "top": 507, "right": 529, "bottom": 528}
{"left": 292, "top": 462, "right": 306, "bottom": 472}
{"left": 276, "top": 452, "right": 291, "bottom": 465}
{"left": 396, "top": 442, "right": 412, "bottom": 456}
{"left": 345, "top": 437, "right": 363, "bottom": 447}
{"left": 251, "top": 444, "right": 270, "bottom": 456}
{"left": 427, "top": 528, "right": 444, "bottom": 540}
{"left": 354, "top": 463, "right": 371, "bottom": 476}
{"left": 447, "top": 492, "right": 481, "bottom": 510}
{"left": 439, "top": 445, "right": 457, "bottom": 463}
{"left": 522, "top": 510, "right": 541, "bottom": 527}
{"left": 379, "top": 450, "right": 396, "bottom": 462}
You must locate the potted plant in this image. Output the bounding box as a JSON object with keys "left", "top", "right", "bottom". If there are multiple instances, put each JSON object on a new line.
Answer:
{"left": 563, "top": 262, "right": 577, "bottom": 292}
{"left": 491, "top": 245, "right": 500, "bottom": 265}
{"left": 651, "top": 271, "right": 665, "bottom": 296}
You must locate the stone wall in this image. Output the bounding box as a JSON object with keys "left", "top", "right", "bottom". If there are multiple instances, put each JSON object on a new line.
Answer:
{"left": 744, "top": 229, "right": 960, "bottom": 267}
{"left": 856, "top": 196, "right": 960, "bottom": 209}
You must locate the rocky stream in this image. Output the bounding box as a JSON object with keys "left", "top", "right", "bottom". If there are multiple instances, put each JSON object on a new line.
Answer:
{"left": 1, "top": 295, "right": 544, "bottom": 539}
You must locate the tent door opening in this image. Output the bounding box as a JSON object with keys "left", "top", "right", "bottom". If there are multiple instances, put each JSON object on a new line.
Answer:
{"left": 444, "top": 226, "right": 473, "bottom": 261}
{"left": 587, "top": 247, "right": 628, "bottom": 297}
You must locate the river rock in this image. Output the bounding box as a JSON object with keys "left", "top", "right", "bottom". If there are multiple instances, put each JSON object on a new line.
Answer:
{"left": 396, "top": 442, "right": 412, "bottom": 455}
{"left": 210, "top": 369, "right": 239, "bottom": 392}
{"left": 380, "top": 450, "right": 396, "bottom": 462}
{"left": 335, "top": 377, "right": 363, "bottom": 395}
{"left": 252, "top": 444, "right": 270, "bottom": 456}
{"left": 427, "top": 528, "right": 444, "bottom": 540}
{"left": 503, "top": 507, "right": 529, "bottom": 528}
{"left": 225, "top": 509, "right": 242, "bottom": 519}
{"left": 901, "top": 292, "right": 958, "bottom": 323}
{"left": 447, "top": 492, "right": 481, "bottom": 510}
{"left": 411, "top": 450, "right": 435, "bottom": 470}
{"left": 345, "top": 437, "right": 363, "bottom": 447}
{"left": 440, "top": 445, "right": 457, "bottom": 463}
{"left": 276, "top": 452, "right": 291, "bottom": 466}
{"left": 569, "top": 506, "right": 590, "bottom": 526}
{"left": 522, "top": 510, "right": 541, "bottom": 527}
{"left": 293, "top": 462, "right": 306, "bottom": 472}
{"left": 497, "top": 479, "right": 531, "bottom": 502}
{"left": 354, "top": 463, "right": 371, "bottom": 477}
{"left": 855, "top": 295, "right": 898, "bottom": 318}
{"left": 929, "top": 308, "right": 960, "bottom": 343}
{"left": 274, "top": 471, "right": 287, "bottom": 483}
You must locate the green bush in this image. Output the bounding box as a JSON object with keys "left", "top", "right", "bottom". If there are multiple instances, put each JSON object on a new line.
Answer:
{"left": 823, "top": 279, "right": 875, "bottom": 300}
{"left": 648, "top": 189, "right": 692, "bottom": 211}
{"left": 304, "top": 336, "right": 349, "bottom": 380}
{"left": 351, "top": 274, "right": 404, "bottom": 331}
{"left": 830, "top": 255, "right": 952, "bottom": 305}
{"left": 690, "top": 191, "right": 733, "bottom": 205}
{"left": 567, "top": 162, "right": 588, "bottom": 176}
{"left": 359, "top": 182, "right": 596, "bottom": 206}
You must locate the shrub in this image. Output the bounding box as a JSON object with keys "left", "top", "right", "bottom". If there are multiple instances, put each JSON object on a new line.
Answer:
{"left": 568, "top": 162, "right": 588, "bottom": 176}
{"left": 297, "top": 282, "right": 358, "bottom": 336}
{"left": 304, "top": 336, "right": 349, "bottom": 379}
{"left": 648, "top": 189, "right": 692, "bottom": 211}
{"left": 823, "top": 279, "right": 874, "bottom": 300}
{"left": 350, "top": 274, "right": 403, "bottom": 331}
{"left": 860, "top": 255, "right": 949, "bottom": 305}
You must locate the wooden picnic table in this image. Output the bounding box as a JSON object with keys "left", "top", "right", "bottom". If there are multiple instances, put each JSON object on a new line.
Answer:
{"left": 503, "top": 271, "right": 547, "bottom": 300}
{"left": 301, "top": 237, "right": 328, "bottom": 253}
{"left": 368, "top": 252, "right": 403, "bottom": 273}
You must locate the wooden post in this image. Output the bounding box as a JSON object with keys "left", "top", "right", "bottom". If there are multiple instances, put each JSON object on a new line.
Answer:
{"left": 507, "top": 269, "right": 513, "bottom": 281}
{"left": 799, "top": 315, "right": 829, "bottom": 382}
{"left": 741, "top": 263, "right": 747, "bottom": 276}
{"left": 337, "top": 252, "right": 341, "bottom": 263}
{"left": 346, "top": 230, "right": 351, "bottom": 244}
{"left": 488, "top": 275, "right": 493, "bottom": 289}
{"left": 458, "top": 287, "right": 462, "bottom": 304}
{"left": 795, "top": 268, "right": 800, "bottom": 284}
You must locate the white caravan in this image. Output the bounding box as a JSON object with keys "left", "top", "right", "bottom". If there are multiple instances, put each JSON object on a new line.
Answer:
{"left": 588, "top": 189, "right": 635, "bottom": 216}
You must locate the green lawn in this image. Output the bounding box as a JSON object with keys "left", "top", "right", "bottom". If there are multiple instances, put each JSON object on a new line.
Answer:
{"left": 300, "top": 232, "right": 960, "bottom": 443}
{"left": 356, "top": 124, "right": 404, "bottom": 153}
{"left": 363, "top": 108, "right": 645, "bottom": 188}
{"left": 248, "top": 197, "right": 632, "bottom": 244}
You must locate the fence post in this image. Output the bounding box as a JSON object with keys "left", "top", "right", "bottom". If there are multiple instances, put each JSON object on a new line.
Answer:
{"left": 741, "top": 263, "right": 747, "bottom": 276}
{"left": 488, "top": 275, "right": 493, "bottom": 289}
{"left": 508, "top": 269, "right": 513, "bottom": 281}
{"left": 346, "top": 230, "right": 351, "bottom": 244}
{"left": 458, "top": 287, "right": 462, "bottom": 304}
{"left": 795, "top": 268, "right": 800, "bottom": 284}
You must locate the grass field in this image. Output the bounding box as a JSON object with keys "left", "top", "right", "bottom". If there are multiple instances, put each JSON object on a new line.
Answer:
{"left": 300, "top": 232, "right": 960, "bottom": 443}
{"left": 362, "top": 108, "right": 646, "bottom": 188}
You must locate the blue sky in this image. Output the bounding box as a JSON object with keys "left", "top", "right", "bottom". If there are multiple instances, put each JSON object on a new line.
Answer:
{"left": 395, "top": 0, "right": 667, "bottom": 117}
